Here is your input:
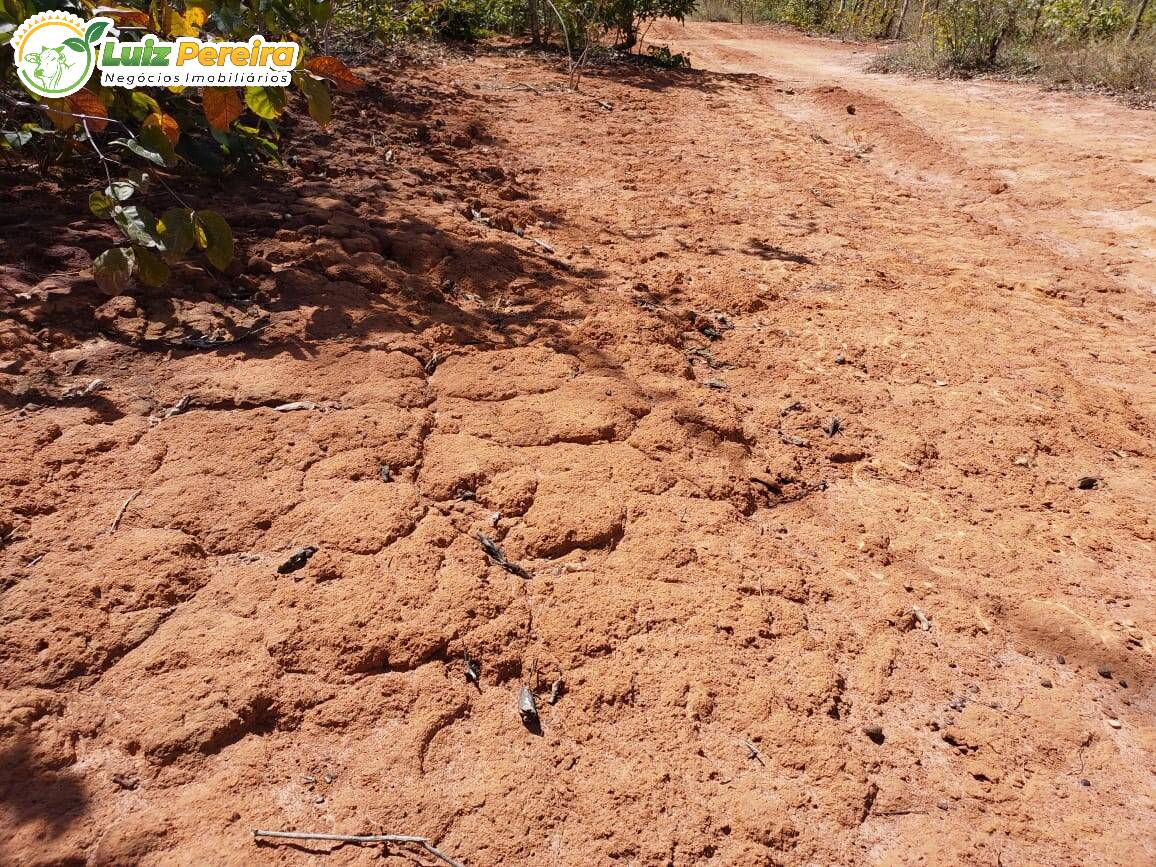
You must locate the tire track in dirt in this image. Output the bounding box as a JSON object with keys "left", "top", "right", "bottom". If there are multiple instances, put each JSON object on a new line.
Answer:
{"left": 655, "top": 21, "right": 1156, "bottom": 296}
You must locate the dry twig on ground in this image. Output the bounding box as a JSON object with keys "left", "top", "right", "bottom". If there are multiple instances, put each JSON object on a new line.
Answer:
{"left": 252, "top": 830, "right": 465, "bottom": 867}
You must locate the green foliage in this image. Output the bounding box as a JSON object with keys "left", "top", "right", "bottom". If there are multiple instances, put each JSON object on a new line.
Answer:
{"left": 713, "top": 0, "right": 1153, "bottom": 88}
{"left": 1, "top": 0, "right": 364, "bottom": 292}
{"left": 1039, "top": 0, "right": 1128, "bottom": 40}
{"left": 598, "top": 0, "right": 699, "bottom": 48}
{"left": 87, "top": 171, "right": 236, "bottom": 292}
{"left": 432, "top": 0, "right": 488, "bottom": 39}
{"left": 931, "top": 0, "right": 1019, "bottom": 67}
{"left": 646, "top": 43, "right": 691, "bottom": 65}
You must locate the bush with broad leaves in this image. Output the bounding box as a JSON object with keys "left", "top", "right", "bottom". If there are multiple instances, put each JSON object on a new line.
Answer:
{"left": 0, "top": 0, "right": 365, "bottom": 294}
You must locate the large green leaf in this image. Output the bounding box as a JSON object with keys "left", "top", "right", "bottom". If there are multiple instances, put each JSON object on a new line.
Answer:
{"left": 106, "top": 179, "right": 137, "bottom": 202}
{"left": 93, "top": 247, "right": 135, "bottom": 294}
{"left": 294, "top": 72, "right": 332, "bottom": 127}
{"left": 89, "top": 190, "right": 116, "bottom": 218}
{"left": 138, "top": 123, "right": 178, "bottom": 165}
{"left": 132, "top": 245, "right": 171, "bottom": 287}
{"left": 115, "top": 137, "right": 168, "bottom": 167}
{"left": 129, "top": 91, "right": 162, "bottom": 121}
{"left": 244, "top": 86, "right": 286, "bottom": 120}
{"left": 112, "top": 204, "right": 161, "bottom": 248}
{"left": 157, "top": 208, "right": 196, "bottom": 259}
{"left": 193, "top": 210, "right": 234, "bottom": 270}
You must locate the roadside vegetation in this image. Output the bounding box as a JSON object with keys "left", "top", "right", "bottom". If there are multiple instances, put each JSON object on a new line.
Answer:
{"left": 694, "top": 0, "right": 1156, "bottom": 100}
{"left": 1, "top": 0, "right": 366, "bottom": 293}
{"left": 329, "top": 0, "right": 696, "bottom": 58}
{"left": 0, "top": 0, "right": 692, "bottom": 299}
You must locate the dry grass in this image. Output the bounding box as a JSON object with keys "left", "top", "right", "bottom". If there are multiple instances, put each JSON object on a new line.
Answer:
{"left": 871, "top": 34, "right": 1156, "bottom": 105}
{"left": 1029, "top": 37, "right": 1156, "bottom": 98}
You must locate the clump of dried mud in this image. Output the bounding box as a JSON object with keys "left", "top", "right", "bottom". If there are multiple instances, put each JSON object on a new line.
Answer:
{"left": 1, "top": 37, "right": 1154, "bottom": 867}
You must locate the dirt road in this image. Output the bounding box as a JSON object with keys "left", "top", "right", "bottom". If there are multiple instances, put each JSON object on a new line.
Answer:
{"left": 2, "top": 27, "right": 1154, "bottom": 867}
{"left": 655, "top": 21, "right": 1156, "bottom": 297}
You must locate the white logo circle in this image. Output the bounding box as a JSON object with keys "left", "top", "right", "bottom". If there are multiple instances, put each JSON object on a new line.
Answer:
{"left": 11, "top": 11, "right": 98, "bottom": 98}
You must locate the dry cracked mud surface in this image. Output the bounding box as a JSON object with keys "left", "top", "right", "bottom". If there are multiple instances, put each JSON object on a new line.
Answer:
{"left": 1, "top": 25, "right": 1154, "bottom": 867}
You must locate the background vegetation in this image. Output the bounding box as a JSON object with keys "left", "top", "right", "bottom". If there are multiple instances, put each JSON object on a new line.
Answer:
{"left": 693, "top": 0, "right": 1156, "bottom": 97}
{"left": 1, "top": 0, "right": 365, "bottom": 292}
{"left": 2, "top": 0, "right": 1149, "bottom": 302}
{"left": 1, "top": 0, "right": 694, "bottom": 298}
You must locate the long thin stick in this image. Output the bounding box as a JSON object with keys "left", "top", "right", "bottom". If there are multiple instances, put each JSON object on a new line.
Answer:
{"left": 252, "top": 830, "right": 466, "bottom": 867}
{"left": 108, "top": 490, "right": 141, "bottom": 533}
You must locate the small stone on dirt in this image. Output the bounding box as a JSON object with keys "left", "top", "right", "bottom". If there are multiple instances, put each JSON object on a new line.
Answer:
{"left": 464, "top": 653, "right": 481, "bottom": 685}
{"left": 828, "top": 447, "right": 866, "bottom": 464}
{"left": 863, "top": 725, "right": 885, "bottom": 744}
{"left": 1076, "top": 476, "right": 1101, "bottom": 490}
{"left": 518, "top": 686, "right": 539, "bottom": 727}
{"left": 277, "top": 546, "right": 318, "bottom": 574}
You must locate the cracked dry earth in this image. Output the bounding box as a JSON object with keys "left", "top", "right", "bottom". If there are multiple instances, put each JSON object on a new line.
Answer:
{"left": 2, "top": 28, "right": 1155, "bottom": 867}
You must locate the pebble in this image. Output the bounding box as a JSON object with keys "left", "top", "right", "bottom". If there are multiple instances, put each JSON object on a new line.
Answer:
{"left": 862, "top": 724, "right": 885, "bottom": 744}
{"left": 1097, "top": 665, "right": 1113, "bottom": 678}
{"left": 277, "top": 546, "right": 318, "bottom": 575}
{"left": 1040, "top": 678, "right": 1052, "bottom": 688}
{"left": 1107, "top": 719, "right": 1122, "bottom": 729}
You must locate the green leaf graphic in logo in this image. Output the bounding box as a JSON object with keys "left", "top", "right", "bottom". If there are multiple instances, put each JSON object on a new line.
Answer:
{"left": 84, "top": 20, "right": 109, "bottom": 43}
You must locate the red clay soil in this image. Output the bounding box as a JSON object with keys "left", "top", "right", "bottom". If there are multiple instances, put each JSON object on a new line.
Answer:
{"left": 2, "top": 25, "right": 1155, "bottom": 867}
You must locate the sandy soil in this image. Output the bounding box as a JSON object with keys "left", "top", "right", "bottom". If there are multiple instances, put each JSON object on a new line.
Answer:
{"left": 1, "top": 25, "right": 1154, "bottom": 867}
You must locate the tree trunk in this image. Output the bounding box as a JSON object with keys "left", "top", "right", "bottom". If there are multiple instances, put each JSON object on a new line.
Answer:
{"left": 988, "top": 3, "right": 1018, "bottom": 64}
{"left": 1129, "top": 0, "right": 1151, "bottom": 40}
{"left": 619, "top": 13, "right": 637, "bottom": 51}
{"left": 894, "top": 0, "right": 912, "bottom": 37}
{"left": 528, "top": 0, "right": 541, "bottom": 45}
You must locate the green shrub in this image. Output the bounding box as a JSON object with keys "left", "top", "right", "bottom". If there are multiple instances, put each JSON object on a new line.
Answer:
{"left": 646, "top": 43, "right": 691, "bottom": 64}
{"left": 0, "top": 0, "right": 363, "bottom": 293}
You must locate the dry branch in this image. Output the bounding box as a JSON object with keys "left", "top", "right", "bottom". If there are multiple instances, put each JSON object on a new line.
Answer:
{"left": 108, "top": 490, "right": 141, "bottom": 533}
{"left": 252, "top": 830, "right": 465, "bottom": 867}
